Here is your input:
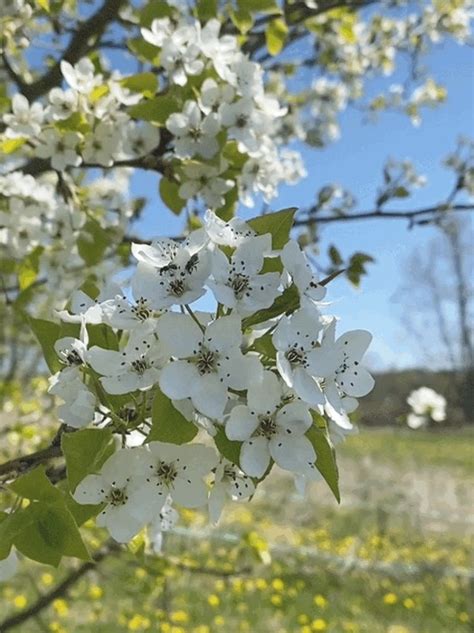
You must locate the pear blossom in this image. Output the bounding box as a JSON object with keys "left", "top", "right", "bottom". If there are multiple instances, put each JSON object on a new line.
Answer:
{"left": 156, "top": 312, "right": 262, "bottom": 419}
{"left": 407, "top": 387, "right": 446, "bottom": 428}
{"left": 204, "top": 210, "right": 256, "bottom": 247}
{"left": 46, "top": 88, "right": 78, "bottom": 121}
{"left": 209, "top": 460, "right": 255, "bottom": 523}
{"left": 121, "top": 123, "right": 160, "bottom": 158}
{"left": 82, "top": 122, "right": 121, "bottom": 167}
{"left": 141, "top": 18, "right": 172, "bottom": 48}
{"left": 308, "top": 321, "right": 374, "bottom": 428}
{"left": 56, "top": 282, "right": 123, "bottom": 325}
{"left": 198, "top": 78, "right": 235, "bottom": 115}
{"left": 281, "top": 240, "right": 326, "bottom": 307}
{"left": 178, "top": 162, "right": 234, "bottom": 209}
{"left": 3, "top": 93, "right": 44, "bottom": 138}
{"left": 226, "top": 371, "right": 317, "bottom": 478}
{"left": 35, "top": 129, "right": 82, "bottom": 171}
{"left": 86, "top": 325, "right": 165, "bottom": 394}
{"left": 131, "top": 233, "right": 211, "bottom": 309}
{"left": 60, "top": 58, "right": 99, "bottom": 94}
{"left": 220, "top": 98, "right": 263, "bottom": 153}
{"left": 139, "top": 442, "right": 218, "bottom": 508}
{"left": 73, "top": 449, "right": 153, "bottom": 542}
{"left": 166, "top": 101, "right": 220, "bottom": 160}
{"left": 101, "top": 294, "right": 157, "bottom": 331}
{"left": 208, "top": 234, "right": 281, "bottom": 315}
{"left": 160, "top": 26, "right": 204, "bottom": 86}
{"left": 272, "top": 308, "right": 326, "bottom": 407}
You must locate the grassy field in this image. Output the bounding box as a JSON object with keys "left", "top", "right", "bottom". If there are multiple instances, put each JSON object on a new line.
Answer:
{"left": 1, "top": 428, "right": 473, "bottom": 633}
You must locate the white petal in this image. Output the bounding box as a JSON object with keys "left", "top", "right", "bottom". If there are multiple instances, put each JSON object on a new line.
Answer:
{"left": 338, "top": 366, "right": 374, "bottom": 397}
{"left": 293, "top": 367, "right": 325, "bottom": 406}
{"left": 336, "top": 330, "right": 372, "bottom": 361}
{"left": 226, "top": 405, "right": 258, "bottom": 441}
{"left": 159, "top": 361, "right": 198, "bottom": 400}
{"left": 205, "top": 314, "right": 242, "bottom": 351}
{"left": 156, "top": 312, "right": 202, "bottom": 358}
{"left": 73, "top": 474, "right": 108, "bottom": 505}
{"left": 276, "top": 351, "right": 294, "bottom": 387}
{"left": 247, "top": 371, "right": 281, "bottom": 415}
{"left": 240, "top": 437, "right": 270, "bottom": 478}
{"left": 209, "top": 483, "right": 227, "bottom": 524}
{"left": 269, "top": 435, "right": 316, "bottom": 474}
{"left": 190, "top": 373, "right": 228, "bottom": 419}
{"left": 306, "top": 346, "right": 343, "bottom": 379}
{"left": 173, "top": 477, "right": 208, "bottom": 508}
{"left": 86, "top": 347, "right": 122, "bottom": 376}
{"left": 276, "top": 402, "right": 312, "bottom": 435}
{"left": 97, "top": 506, "right": 142, "bottom": 543}
{"left": 101, "top": 372, "right": 140, "bottom": 395}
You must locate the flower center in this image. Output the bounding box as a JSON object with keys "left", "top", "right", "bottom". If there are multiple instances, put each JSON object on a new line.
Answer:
{"left": 257, "top": 415, "right": 277, "bottom": 438}
{"left": 131, "top": 297, "right": 152, "bottom": 321}
{"left": 131, "top": 358, "right": 148, "bottom": 375}
{"left": 62, "top": 349, "right": 82, "bottom": 366}
{"left": 189, "top": 127, "right": 202, "bottom": 141}
{"left": 197, "top": 349, "right": 217, "bottom": 375}
{"left": 286, "top": 347, "right": 306, "bottom": 366}
{"left": 169, "top": 278, "right": 186, "bottom": 297}
{"left": 157, "top": 462, "right": 177, "bottom": 484}
{"left": 230, "top": 274, "right": 250, "bottom": 299}
{"left": 236, "top": 115, "right": 248, "bottom": 128}
{"left": 107, "top": 487, "right": 128, "bottom": 506}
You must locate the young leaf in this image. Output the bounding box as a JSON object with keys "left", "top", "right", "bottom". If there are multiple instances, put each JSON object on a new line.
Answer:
{"left": 242, "top": 285, "right": 299, "bottom": 329}
{"left": 265, "top": 18, "right": 288, "bottom": 56}
{"left": 149, "top": 390, "right": 197, "bottom": 444}
{"left": 77, "top": 218, "right": 110, "bottom": 266}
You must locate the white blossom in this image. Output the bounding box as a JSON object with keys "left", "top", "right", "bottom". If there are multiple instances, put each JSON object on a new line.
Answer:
{"left": 3, "top": 94, "right": 44, "bottom": 138}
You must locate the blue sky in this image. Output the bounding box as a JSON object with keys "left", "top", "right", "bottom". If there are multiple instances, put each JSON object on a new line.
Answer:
{"left": 128, "top": 33, "right": 473, "bottom": 371}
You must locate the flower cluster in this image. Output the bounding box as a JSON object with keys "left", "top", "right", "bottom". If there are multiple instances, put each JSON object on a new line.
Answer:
{"left": 406, "top": 387, "right": 447, "bottom": 429}
{"left": 47, "top": 209, "right": 374, "bottom": 543}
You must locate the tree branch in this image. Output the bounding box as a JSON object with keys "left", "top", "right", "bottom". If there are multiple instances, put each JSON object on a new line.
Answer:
{"left": 18, "top": 0, "right": 127, "bottom": 101}
{"left": 294, "top": 203, "right": 474, "bottom": 227}
{"left": 0, "top": 542, "right": 120, "bottom": 632}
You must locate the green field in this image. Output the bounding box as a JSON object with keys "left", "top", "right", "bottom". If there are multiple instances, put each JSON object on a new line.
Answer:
{"left": 1, "top": 428, "right": 472, "bottom": 633}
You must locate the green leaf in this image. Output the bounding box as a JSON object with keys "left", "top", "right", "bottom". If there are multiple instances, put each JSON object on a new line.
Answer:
{"left": 214, "top": 428, "right": 241, "bottom": 466}
{"left": 346, "top": 252, "right": 375, "bottom": 287}
{"left": 149, "top": 390, "right": 198, "bottom": 444}
{"left": 307, "top": 414, "right": 340, "bottom": 502}
{"left": 87, "top": 323, "right": 119, "bottom": 351}
{"left": 0, "top": 512, "right": 22, "bottom": 559}
{"left": 393, "top": 186, "right": 410, "bottom": 198}
{"left": 242, "top": 285, "right": 299, "bottom": 329}
{"left": 265, "top": 18, "right": 288, "bottom": 56}
{"left": 160, "top": 177, "right": 185, "bottom": 215}
{"left": 139, "top": 1, "right": 173, "bottom": 27}
{"left": 14, "top": 502, "right": 90, "bottom": 566}
{"left": 121, "top": 72, "right": 158, "bottom": 98}
{"left": 127, "top": 38, "right": 161, "bottom": 63}
{"left": 239, "top": 0, "right": 281, "bottom": 14}
{"left": 197, "top": 0, "right": 217, "bottom": 21}
{"left": 10, "top": 466, "right": 62, "bottom": 503}
{"left": 64, "top": 492, "right": 103, "bottom": 527}
{"left": 328, "top": 244, "right": 343, "bottom": 266}
{"left": 77, "top": 218, "right": 110, "bottom": 266}
{"left": 18, "top": 246, "right": 43, "bottom": 290}
{"left": 252, "top": 332, "right": 276, "bottom": 359}
{"left": 129, "top": 95, "right": 178, "bottom": 125}
{"left": 62, "top": 428, "right": 115, "bottom": 490}
{"left": 248, "top": 207, "right": 297, "bottom": 249}
{"left": 216, "top": 186, "right": 238, "bottom": 221}
{"left": 27, "top": 316, "right": 61, "bottom": 373}
{"left": 223, "top": 141, "right": 248, "bottom": 169}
